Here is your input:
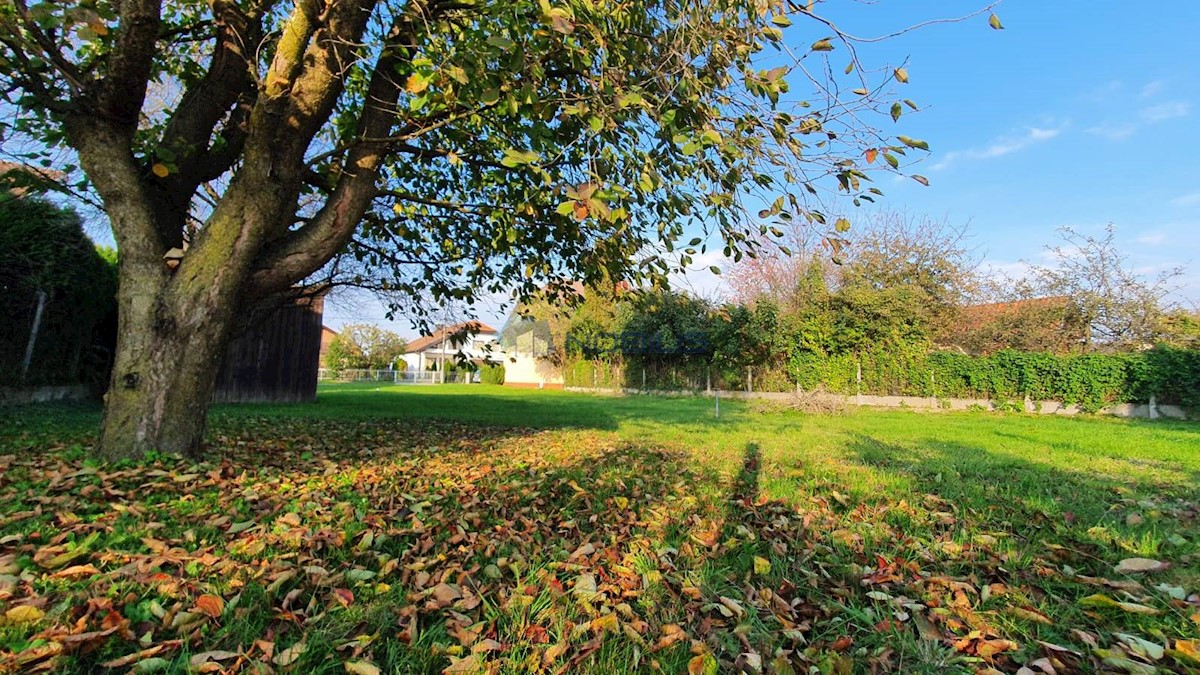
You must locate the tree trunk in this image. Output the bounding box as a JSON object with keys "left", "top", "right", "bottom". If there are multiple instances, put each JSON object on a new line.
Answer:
{"left": 96, "top": 264, "right": 237, "bottom": 460}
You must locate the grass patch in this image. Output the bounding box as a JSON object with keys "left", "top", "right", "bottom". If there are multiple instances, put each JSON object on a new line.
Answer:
{"left": 1, "top": 384, "right": 1198, "bottom": 673}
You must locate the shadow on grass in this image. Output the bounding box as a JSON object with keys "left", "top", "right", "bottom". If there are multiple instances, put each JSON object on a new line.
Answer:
{"left": 841, "top": 432, "right": 1200, "bottom": 556}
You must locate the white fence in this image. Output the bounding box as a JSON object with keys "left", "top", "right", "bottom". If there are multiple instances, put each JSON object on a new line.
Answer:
{"left": 317, "top": 369, "right": 476, "bottom": 384}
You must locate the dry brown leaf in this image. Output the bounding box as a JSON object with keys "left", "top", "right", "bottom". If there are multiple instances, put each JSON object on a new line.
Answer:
{"left": 194, "top": 594, "right": 225, "bottom": 618}
{"left": 1114, "top": 558, "right": 1170, "bottom": 574}
{"left": 443, "top": 654, "right": 482, "bottom": 673}
{"left": 51, "top": 564, "right": 101, "bottom": 578}
{"left": 273, "top": 641, "right": 307, "bottom": 667}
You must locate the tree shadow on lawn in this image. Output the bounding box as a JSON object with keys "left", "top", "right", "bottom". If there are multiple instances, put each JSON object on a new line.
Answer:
{"left": 841, "top": 432, "right": 1200, "bottom": 579}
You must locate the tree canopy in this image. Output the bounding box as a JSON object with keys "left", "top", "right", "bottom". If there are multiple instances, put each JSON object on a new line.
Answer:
{"left": 0, "top": 0, "right": 986, "bottom": 314}
{"left": 0, "top": 0, "right": 1001, "bottom": 457}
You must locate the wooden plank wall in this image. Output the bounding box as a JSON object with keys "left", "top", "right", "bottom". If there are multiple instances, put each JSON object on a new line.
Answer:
{"left": 213, "top": 295, "right": 324, "bottom": 403}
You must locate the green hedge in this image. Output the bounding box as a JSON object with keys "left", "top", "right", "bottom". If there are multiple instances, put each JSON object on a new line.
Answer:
{"left": 480, "top": 364, "right": 505, "bottom": 385}
{"left": 566, "top": 347, "right": 1199, "bottom": 413}
{"left": 789, "top": 347, "right": 1200, "bottom": 412}
{"left": 564, "top": 359, "right": 624, "bottom": 388}
{"left": 0, "top": 196, "right": 117, "bottom": 387}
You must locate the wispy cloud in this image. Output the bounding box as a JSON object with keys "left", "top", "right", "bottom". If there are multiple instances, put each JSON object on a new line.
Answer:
{"left": 931, "top": 126, "right": 1063, "bottom": 171}
{"left": 1140, "top": 80, "right": 1165, "bottom": 98}
{"left": 1088, "top": 97, "right": 1191, "bottom": 141}
{"left": 1141, "top": 101, "right": 1190, "bottom": 122}
{"left": 1136, "top": 232, "right": 1168, "bottom": 245}
{"left": 1169, "top": 192, "right": 1200, "bottom": 207}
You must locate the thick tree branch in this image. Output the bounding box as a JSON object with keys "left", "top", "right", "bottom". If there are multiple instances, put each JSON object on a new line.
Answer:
{"left": 159, "top": 0, "right": 258, "bottom": 163}
{"left": 97, "top": 0, "right": 164, "bottom": 133}
{"left": 244, "top": 14, "right": 416, "bottom": 296}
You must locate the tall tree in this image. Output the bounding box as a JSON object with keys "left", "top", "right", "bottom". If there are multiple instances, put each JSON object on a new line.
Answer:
{"left": 0, "top": 0, "right": 997, "bottom": 458}
{"left": 339, "top": 323, "right": 407, "bottom": 368}
{"left": 1026, "top": 225, "right": 1182, "bottom": 349}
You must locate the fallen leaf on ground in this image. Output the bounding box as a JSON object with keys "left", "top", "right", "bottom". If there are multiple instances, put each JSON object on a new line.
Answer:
{"left": 1115, "top": 558, "right": 1170, "bottom": 574}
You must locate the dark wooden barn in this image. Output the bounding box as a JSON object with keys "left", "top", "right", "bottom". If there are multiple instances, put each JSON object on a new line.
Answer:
{"left": 213, "top": 293, "right": 326, "bottom": 403}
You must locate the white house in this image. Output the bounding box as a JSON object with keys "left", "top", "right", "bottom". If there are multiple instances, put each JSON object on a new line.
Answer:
{"left": 401, "top": 321, "right": 500, "bottom": 372}
{"left": 494, "top": 314, "right": 565, "bottom": 389}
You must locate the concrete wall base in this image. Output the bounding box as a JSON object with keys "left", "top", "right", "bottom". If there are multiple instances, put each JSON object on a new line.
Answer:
{"left": 563, "top": 387, "right": 1192, "bottom": 420}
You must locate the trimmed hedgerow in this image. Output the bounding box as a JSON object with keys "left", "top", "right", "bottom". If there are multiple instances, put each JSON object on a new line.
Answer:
{"left": 788, "top": 346, "right": 1199, "bottom": 412}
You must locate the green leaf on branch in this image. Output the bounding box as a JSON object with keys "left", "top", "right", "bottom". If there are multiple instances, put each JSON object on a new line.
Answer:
{"left": 501, "top": 149, "right": 541, "bottom": 167}
{"left": 897, "top": 136, "right": 930, "bottom": 151}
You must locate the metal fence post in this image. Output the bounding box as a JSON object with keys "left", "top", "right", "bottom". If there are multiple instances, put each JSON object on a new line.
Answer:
{"left": 856, "top": 359, "right": 862, "bottom": 406}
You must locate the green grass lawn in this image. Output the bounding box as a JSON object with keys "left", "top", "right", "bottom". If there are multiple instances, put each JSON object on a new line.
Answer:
{"left": 1, "top": 384, "right": 1198, "bottom": 673}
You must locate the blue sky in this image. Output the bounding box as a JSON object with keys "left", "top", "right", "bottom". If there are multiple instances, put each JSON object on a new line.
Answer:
{"left": 831, "top": 1, "right": 1198, "bottom": 285}
{"left": 658, "top": 0, "right": 1200, "bottom": 321}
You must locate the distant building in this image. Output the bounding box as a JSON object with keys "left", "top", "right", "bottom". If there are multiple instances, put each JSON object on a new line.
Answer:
{"left": 496, "top": 313, "right": 564, "bottom": 390}
{"left": 317, "top": 326, "right": 339, "bottom": 368}
{"left": 401, "top": 321, "right": 499, "bottom": 372}
{"left": 0, "top": 161, "right": 66, "bottom": 196}
{"left": 213, "top": 293, "right": 327, "bottom": 403}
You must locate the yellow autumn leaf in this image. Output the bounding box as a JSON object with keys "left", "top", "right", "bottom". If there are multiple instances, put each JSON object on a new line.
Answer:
{"left": 443, "top": 654, "right": 482, "bottom": 673}
{"left": 151, "top": 163, "right": 170, "bottom": 178}
{"left": 405, "top": 74, "right": 429, "bottom": 94}
{"left": 4, "top": 605, "right": 45, "bottom": 625}
{"left": 345, "top": 660, "right": 382, "bottom": 675}
{"left": 753, "top": 556, "right": 771, "bottom": 575}
{"left": 591, "top": 613, "right": 619, "bottom": 633}
{"left": 894, "top": 67, "right": 908, "bottom": 84}
{"left": 687, "top": 653, "right": 718, "bottom": 675}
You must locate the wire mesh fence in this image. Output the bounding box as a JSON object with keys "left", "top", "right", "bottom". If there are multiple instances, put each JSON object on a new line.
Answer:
{"left": 318, "top": 369, "right": 482, "bottom": 384}
{"left": 562, "top": 360, "right": 800, "bottom": 393}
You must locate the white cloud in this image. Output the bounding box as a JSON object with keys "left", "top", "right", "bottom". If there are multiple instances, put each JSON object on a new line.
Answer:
{"left": 931, "top": 126, "right": 1063, "bottom": 171}
{"left": 1140, "top": 101, "right": 1190, "bottom": 122}
{"left": 1136, "top": 232, "right": 1168, "bottom": 245}
{"left": 1088, "top": 99, "right": 1190, "bottom": 141}
{"left": 1170, "top": 192, "right": 1200, "bottom": 207}
{"left": 1140, "top": 80, "right": 1165, "bottom": 98}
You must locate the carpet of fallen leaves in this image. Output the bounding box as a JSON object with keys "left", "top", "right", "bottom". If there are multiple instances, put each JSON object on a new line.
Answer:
{"left": 1, "top": 416, "right": 1199, "bottom": 674}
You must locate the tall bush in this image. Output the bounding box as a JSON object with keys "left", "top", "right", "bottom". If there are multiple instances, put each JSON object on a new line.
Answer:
{"left": 0, "top": 196, "right": 117, "bottom": 387}
{"left": 480, "top": 364, "right": 506, "bottom": 385}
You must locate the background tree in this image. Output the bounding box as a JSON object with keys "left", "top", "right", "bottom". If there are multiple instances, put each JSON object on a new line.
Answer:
{"left": 0, "top": 0, "right": 997, "bottom": 457}
{"left": 339, "top": 323, "right": 407, "bottom": 369}
{"left": 323, "top": 332, "right": 364, "bottom": 374}
{"left": 1157, "top": 308, "right": 1200, "bottom": 350}
{"left": 1025, "top": 225, "right": 1182, "bottom": 349}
